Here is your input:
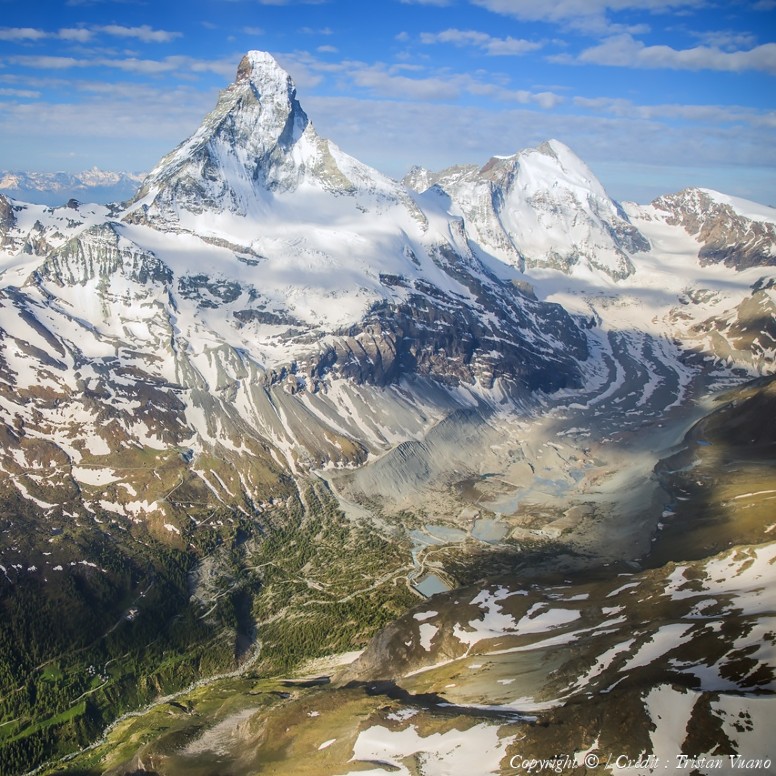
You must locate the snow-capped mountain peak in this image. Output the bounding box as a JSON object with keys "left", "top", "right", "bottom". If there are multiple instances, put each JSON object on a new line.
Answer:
{"left": 516, "top": 139, "right": 608, "bottom": 201}
{"left": 405, "top": 139, "right": 650, "bottom": 280}
{"left": 127, "top": 51, "right": 401, "bottom": 225}
{"left": 227, "top": 49, "right": 311, "bottom": 163}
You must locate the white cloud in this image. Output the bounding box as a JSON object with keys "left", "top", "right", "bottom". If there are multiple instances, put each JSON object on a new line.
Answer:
{"left": 0, "top": 24, "right": 181, "bottom": 45}
{"left": 242, "top": 26, "right": 265, "bottom": 36}
{"left": 574, "top": 34, "right": 776, "bottom": 74}
{"left": 419, "top": 28, "right": 543, "bottom": 56}
{"left": 5, "top": 53, "right": 239, "bottom": 79}
{"left": 299, "top": 26, "right": 334, "bottom": 35}
{"left": 58, "top": 28, "right": 94, "bottom": 43}
{"left": 0, "top": 87, "right": 211, "bottom": 140}
{"left": 0, "top": 73, "right": 73, "bottom": 89}
{"left": 278, "top": 51, "right": 562, "bottom": 107}
{"left": 7, "top": 56, "right": 86, "bottom": 70}
{"left": 521, "top": 90, "right": 563, "bottom": 109}
{"left": 0, "top": 88, "right": 41, "bottom": 98}
{"left": 96, "top": 25, "right": 182, "bottom": 43}
{"left": 347, "top": 63, "right": 463, "bottom": 100}
{"left": 573, "top": 95, "right": 776, "bottom": 128}
{"left": 0, "top": 80, "right": 216, "bottom": 173}
{"left": 694, "top": 30, "right": 757, "bottom": 51}
{"left": 0, "top": 28, "right": 50, "bottom": 41}
{"left": 470, "top": 0, "right": 704, "bottom": 33}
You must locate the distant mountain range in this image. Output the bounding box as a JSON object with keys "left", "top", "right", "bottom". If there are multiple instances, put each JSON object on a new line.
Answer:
{"left": 0, "top": 167, "right": 145, "bottom": 206}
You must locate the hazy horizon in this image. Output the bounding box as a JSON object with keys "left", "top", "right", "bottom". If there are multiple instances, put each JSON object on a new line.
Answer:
{"left": 0, "top": 0, "right": 774, "bottom": 204}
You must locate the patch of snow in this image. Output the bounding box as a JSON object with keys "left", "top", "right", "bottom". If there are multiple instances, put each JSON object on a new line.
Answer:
{"left": 72, "top": 466, "right": 121, "bottom": 486}
{"left": 619, "top": 624, "right": 693, "bottom": 673}
{"left": 418, "top": 623, "right": 438, "bottom": 652}
{"left": 644, "top": 685, "right": 699, "bottom": 768}
{"left": 346, "top": 722, "right": 514, "bottom": 776}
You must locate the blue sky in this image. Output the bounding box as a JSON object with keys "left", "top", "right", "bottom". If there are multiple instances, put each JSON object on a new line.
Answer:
{"left": 0, "top": 0, "right": 774, "bottom": 203}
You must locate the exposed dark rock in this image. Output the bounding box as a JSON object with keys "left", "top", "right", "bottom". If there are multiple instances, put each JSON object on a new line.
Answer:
{"left": 311, "top": 282, "right": 586, "bottom": 391}
{"left": 37, "top": 223, "right": 172, "bottom": 286}
{"left": 0, "top": 194, "right": 14, "bottom": 232}
{"left": 178, "top": 274, "right": 242, "bottom": 307}
{"left": 653, "top": 188, "right": 776, "bottom": 269}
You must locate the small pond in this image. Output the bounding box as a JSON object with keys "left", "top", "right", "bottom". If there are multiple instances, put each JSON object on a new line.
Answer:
{"left": 414, "top": 573, "right": 452, "bottom": 597}
{"left": 471, "top": 517, "right": 508, "bottom": 544}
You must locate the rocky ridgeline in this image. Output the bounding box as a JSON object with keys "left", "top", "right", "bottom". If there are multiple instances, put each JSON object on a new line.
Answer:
{"left": 652, "top": 187, "right": 776, "bottom": 269}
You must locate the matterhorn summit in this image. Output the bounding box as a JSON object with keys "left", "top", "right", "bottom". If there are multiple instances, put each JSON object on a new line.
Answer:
{"left": 127, "top": 51, "right": 400, "bottom": 225}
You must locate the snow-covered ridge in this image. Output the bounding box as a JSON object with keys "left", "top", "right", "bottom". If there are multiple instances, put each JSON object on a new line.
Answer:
{"left": 406, "top": 138, "right": 649, "bottom": 280}
{"left": 638, "top": 187, "right": 776, "bottom": 271}
{"left": 697, "top": 188, "right": 776, "bottom": 225}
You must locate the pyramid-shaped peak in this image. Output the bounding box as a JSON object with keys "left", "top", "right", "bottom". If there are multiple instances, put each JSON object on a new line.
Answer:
{"left": 527, "top": 140, "right": 590, "bottom": 175}
{"left": 534, "top": 139, "right": 571, "bottom": 158}
{"left": 124, "top": 50, "right": 402, "bottom": 221}
{"left": 236, "top": 51, "right": 293, "bottom": 90}
{"left": 237, "top": 50, "right": 281, "bottom": 76}
{"left": 515, "top": 139, "right": 606, "bottom": 196}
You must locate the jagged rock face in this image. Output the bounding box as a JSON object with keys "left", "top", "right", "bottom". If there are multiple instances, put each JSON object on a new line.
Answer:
{"left": 0, "top": 198, "right": 114, "bottom": 258}
{"left": 324, "top": 286, "right": 585, "bottom": 391}
{"left": 0, "top": 194, "right": 14, "bottom": 233}
{"left": 403, "top": 163, "right": 478, "bottom": 195}
{"left": 38, "top": 223, "right": 171, "bottom": 287}
{"left": 653, "top": 187, "right": 776, "bottom": 269}
{"left": 128, "top": 52, "right": 309, "bottom": 216}
{"left": 0, "top": 195, "right": 15, "bottom": 249}
{"left": 690, "top": 288, "right": 776, "bottom": 370}
{"left": 406, "top": 140, "right": 649, "bottom": 280}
